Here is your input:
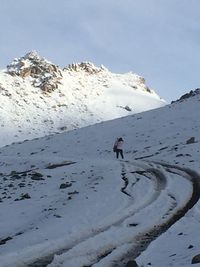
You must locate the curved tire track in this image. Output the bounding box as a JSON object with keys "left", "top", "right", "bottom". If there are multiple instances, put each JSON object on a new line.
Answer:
{"left": 26, "top": 162, "right": 200, "bottom": 267}
{"left": 27, "top": 162, "right": 166, "bottom": 267}
{"left": 116, "top": 162, "right": 200, "bottom": 267}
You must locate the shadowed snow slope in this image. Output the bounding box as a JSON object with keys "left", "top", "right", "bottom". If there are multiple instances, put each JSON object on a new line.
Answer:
{"left": 0, "top": 91, "right": 200, "bottom": 267}
{"left": 0, "top": 51, "right": 166, "bottom": 147}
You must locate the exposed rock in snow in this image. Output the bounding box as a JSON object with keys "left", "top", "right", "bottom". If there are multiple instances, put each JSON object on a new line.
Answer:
{"left": 7, "top": 51, "right": 63, "bottom": 93}
{"left": 171, "top": 88, "right": 200, "bottom": 103}
{"left": 65, "top": 62, "right": 108, "bottom": 74}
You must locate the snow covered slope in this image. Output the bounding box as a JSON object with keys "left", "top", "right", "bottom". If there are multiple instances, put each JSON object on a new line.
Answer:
{"left": 0, "top": 89, "right": 200, "bottom": 267}
{"left": 0, "top": 51, "right": 166, "bottom": 147}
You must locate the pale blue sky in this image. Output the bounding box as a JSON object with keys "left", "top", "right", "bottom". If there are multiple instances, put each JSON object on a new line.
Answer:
{"left": 1, "top": 0, "right": 200, "bottom": 101}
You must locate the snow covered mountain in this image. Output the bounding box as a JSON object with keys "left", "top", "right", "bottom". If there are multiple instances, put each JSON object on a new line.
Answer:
{"left": 0, "top": 88, "right": 200, "bottom": 267}
{"left": 0, "top": 51, "right": 166, "bottom": 147}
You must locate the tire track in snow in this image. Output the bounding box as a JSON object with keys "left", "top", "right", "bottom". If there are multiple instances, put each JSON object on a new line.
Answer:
{"left": 25, "top": 161, "right": 167, "bottom": 267}
{"left": 24, "top": 162, "right": 200, "bottom": 267}
{"left": 116, "top": 162, "right": 200, "bottom": 267}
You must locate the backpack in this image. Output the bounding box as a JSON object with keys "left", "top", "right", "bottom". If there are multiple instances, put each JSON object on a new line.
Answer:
{"left": 113, "top": 139, "right": 118, "bottom": 152}
{"left": 113, "top": 145, "right": 117, "bottom": 152}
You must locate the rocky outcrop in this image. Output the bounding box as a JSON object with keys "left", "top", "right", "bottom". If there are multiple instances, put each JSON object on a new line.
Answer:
{"left": 7, "top": 51, "right": 63, "bottom": 93}
{"left": 65, "top": 62, "right": 108, "bottom": 74}
{"left": 186, "top": 137, "right": 196, "bottom": 144}
{"left": 64, "top": 62, "right": 154, "bottom": 95}
{"left": 171, "top": 89, "right": 200, "bottom": 104}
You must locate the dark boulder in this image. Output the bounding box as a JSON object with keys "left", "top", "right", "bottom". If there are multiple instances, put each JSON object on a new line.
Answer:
{"left": 186, "top": 137, "right": 196, "bottom": 144}
{"left": 59, "top": 182, "right": 72, "bottom": 189}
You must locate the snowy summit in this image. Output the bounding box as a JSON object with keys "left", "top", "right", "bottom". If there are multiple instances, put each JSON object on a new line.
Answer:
{"left": 0, "top": 51, "right": 166, "bottom": 146}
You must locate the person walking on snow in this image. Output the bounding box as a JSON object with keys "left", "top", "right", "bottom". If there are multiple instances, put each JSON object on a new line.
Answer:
{"left": 113, "top": 137, "right": 124, "bottom": 159}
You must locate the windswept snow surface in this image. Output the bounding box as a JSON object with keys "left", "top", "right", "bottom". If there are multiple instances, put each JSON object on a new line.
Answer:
{"left": 0, "top": 93, "right": 200, "bottom": 266}
{"left": 0, "top": 52, "right": 166, "bottom": 147}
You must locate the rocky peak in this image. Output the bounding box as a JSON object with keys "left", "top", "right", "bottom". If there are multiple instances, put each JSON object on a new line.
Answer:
{"left": 24, "top": 50, "right": 42, "bottom": 61}
{"left": 171, "top": 88, "right": 200, "bottom": 104}
{"left": 65, "top": 62, "right": 108, "bottom": 74}
{"left": 7, "top": 51, "right": 63, "bottom": 93}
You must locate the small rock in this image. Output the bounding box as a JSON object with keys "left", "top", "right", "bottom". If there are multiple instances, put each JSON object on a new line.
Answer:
{"left": 68, "top": 190, "right": 79, "bottom": 195}
{"left": 124, "top": 105, "right": 132, "bottom": 111}
{"left": 59, "top": 126, "right": 67, "bottom": 131}
{"left": 11, "top": 174, "right": 21, "bottom": 180}
{"left": 31, "top": 172, "right": 44, "bottom": 180}
{"left": 0, "top": 236, "right": 13, "bottom": 245}
{"left": 18, "top": 183, "right": 25, "bottom": 188}
{"left": 169, "top": 253, "right": 176, "bottom": 257}
{"left": 129, "top": 223, "right": 138, "bottom": 227}
{"left": 186, "top": 137, "right": 196, "bottom": 144}
{"left": 54, "top": 214, "right": 62, "bottom": 218}
{"left": 15, "top": 232, "right": 23, "bottom": 236}
{"left": 15, "top": 193, "right": 31, "bottom": 201}
{"left": 188, "top": 245, "right": 194, "bottom": 249}
{"left": 59, "top": 182, "right": 72, "bottom": 189}
{"left": 176, "top": 154, "right": 183, "bottom": 157}
{"left": 20, "top": 193, "right": 31, "bottom": 200}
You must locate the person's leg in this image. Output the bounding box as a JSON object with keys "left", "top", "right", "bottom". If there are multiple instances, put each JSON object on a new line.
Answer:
{"left": 116, "top": 150, "right": 119, "bottom": 158}
{"left": 120, "top": 150, "right": 124, "bottom": 159}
